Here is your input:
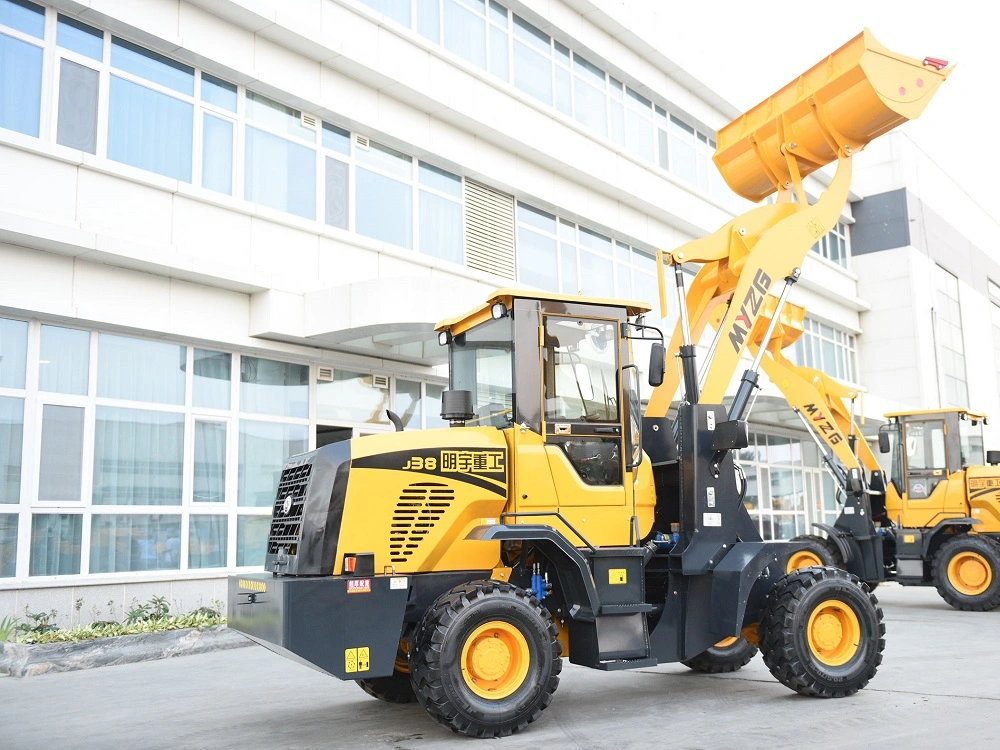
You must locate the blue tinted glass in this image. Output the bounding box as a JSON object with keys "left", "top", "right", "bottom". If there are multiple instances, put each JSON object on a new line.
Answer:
{"left": 201, "top": 73, "right": 236, "bottom": 111}
{"left": 239, "top": 356, "right": 309, "bottom": 418}
{"left": 202, "top": 113, "right": 233, "bottom": 195}
{"left": 92, "top": 408, "right": 184, "bottom": 506}
{"left": 0, "top": 396, "right": 23, "bottom": 505}
{"left": 357, "top": 168, "right": 412, "bottom": 248}
{"left": 189, "top": 515, "right": 227, "bottom": 568}
{"left": 360, "top": 0, "right": 410, "bottom": 25}
{"left": 39, "top": 325, "right": 89, "bottom": 395}
{"left": 245, "top": 126, "right": 316, "bottom": 219}
{"left": 193, "top": 349, "right": 231, "bottom": 409}
{"left": 419, "top": 190, "right": 462, "bottom": 264}
{"left": 57, "top": 15, "right": 102, "bottom": 60}
{"left": 0, "top": 317, "right": 27, "bottom": 389}
{"left": 322, "top": 122, "right": 350, "bottom": 154}
{"left": 96, "top": 332, "right": 186, "bottom": 404}
{"left": 418, "top": 162, "right": 461, "bottom": 196}
{"left": 0, "top": 32, "right": 42, "bottom": 137}
{"left": 111, "top": 37, "right": 194, "bottom": 95}
{"left": 0, "top": 0, "right": 43, "bottom": 38}
{"left": 30, "top": 514, "right": 82, "bottom": 576}
{"left": 108, "top": 76, "right": 193, "bottom": 182}
{"left": 0, "top": 514, "right": 16, "bottom": 576}
{"left": 90, "top": 514, "right": 182, "bottom": 572}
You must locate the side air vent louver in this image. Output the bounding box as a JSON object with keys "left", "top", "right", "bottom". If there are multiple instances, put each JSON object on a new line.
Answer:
{"left": 267, "top": 463, "right": 312, "bottom": 555}
{"left": 389, "top": 483, "right": 454, "bottom": 563}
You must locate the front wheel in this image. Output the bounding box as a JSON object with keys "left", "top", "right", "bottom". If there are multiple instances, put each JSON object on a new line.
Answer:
{"left": 409, "top": 581, "right": 561, "bottom": 738}
{"left": 681, "top": 636, "right": 757, "bottom": 673}
{"left": 932, "top": 534, "right": 1000, "bottom": 611}
{"left": 759, "top": 567, "right": 884, "bottom": 698}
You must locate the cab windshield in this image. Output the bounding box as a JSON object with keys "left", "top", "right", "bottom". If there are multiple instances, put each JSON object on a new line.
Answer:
{"left": 449, "top": 317, "right": 514, "bottom": 426}
{"left": 888, "top": 423, "right": 903, "bottom": 495}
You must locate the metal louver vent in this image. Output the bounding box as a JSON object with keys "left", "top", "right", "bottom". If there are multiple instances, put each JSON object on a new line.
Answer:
{"left": 354, "top": 134, "right": 370, "bottom": 150}
{"left": 300, "top": 113, "right": 317, "bottom": 129}
{"left": 317, "top": 366, "right": 334, "bottom": 381}
{"left": 389, "top": 483, "right": 454, "bottom": 563}
{"left": 372, "top": 374, "right": 390, "bottom": 389}
{"left": 464, "top": 180, "right": 515, "bottom": 280}
{"left": 267, "top": 463, "right": 312, "bottom": 555}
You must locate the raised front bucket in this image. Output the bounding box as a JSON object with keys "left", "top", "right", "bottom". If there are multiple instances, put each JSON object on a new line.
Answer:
{"left": 714, "top": 29, "right": 952, "bottom": 202}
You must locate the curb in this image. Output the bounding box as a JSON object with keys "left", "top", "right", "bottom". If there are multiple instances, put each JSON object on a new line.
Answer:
{"left": 0, "top": 625, "right": 254, "bottom": 678}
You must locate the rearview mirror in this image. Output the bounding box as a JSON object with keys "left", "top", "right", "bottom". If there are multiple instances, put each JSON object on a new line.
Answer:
{"left": 648, "top": 343, "right": 665, "bottom": 387}
{"left": 877, "top": 425, "right": 891, "bottom": 454}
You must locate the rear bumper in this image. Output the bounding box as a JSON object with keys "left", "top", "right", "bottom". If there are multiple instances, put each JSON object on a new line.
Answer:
{"left": 228, "top": 573, "right": 408, "bottom": 679}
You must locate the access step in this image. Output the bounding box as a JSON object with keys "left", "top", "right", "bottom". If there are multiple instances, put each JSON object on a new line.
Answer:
{"left": 595, "top": 657, "right": 658, "bottom": 671}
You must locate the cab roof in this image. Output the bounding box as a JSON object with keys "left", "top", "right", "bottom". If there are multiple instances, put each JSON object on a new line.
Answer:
{"left": 435, "top": 288, "right": 653, "bottom": 333}
{"left": 885, "top": 407, "right": 988, "bottom": 421}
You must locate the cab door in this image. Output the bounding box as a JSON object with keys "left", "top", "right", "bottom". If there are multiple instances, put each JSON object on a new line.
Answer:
{"left": 540, "top": 314, "right": 626, "bottom": 508}
{"left": 901, "top": 418, "right": 950, "bottom": 525}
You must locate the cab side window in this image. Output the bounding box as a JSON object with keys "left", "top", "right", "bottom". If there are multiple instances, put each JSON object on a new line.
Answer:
{"left": 543, "top": 318, "right": 618, "bottom": 422}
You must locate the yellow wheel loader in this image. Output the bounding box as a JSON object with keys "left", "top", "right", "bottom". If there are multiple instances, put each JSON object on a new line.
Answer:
{"left": 228, "top": 30, "right": 949, "bottom": 737}
{"left": 741, "top": 302, "right": 1000, "bottom": 610}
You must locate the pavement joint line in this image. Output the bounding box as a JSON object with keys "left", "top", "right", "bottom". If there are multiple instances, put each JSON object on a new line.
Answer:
{"left": 631, "top": 671, "right": 1000, "bottom": 701}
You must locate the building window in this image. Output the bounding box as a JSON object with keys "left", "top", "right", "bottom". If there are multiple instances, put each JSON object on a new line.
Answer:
{"left": 356, "top": 141, "right": 414, "bottom": 247}
{"left": 793, "top": 317, "right": 858, "bottom": 384}
{"left": 92, "top": 407, "right": 185, "bottom": 506}
{"left": 514, "top": 202, "right": 659, "bottom": 307}
{"left": 934, "top": 266, "right": 969, "bottom": 407}
{"left": 0, "top": 396, "right": 23, "bottom": 505}
{"left": 812, "top": 220, "right": 850, "bottom": 267}
{"left": 0, "top": 513, "right": 16, "bottom": 577}
{"left": 189, "top": 514, "right": 227, "bottom": 568}
{"left": 737, "top": 432, "right": 832, "bottom": 540}
{"left": 90, "top": 514, "right": 182, "bottom": 573}
{"left": 97, "top": 333, "right": 186, "bottom": 405}
{"left": 29, "top": 513, "right": 82, "bottom": 576}
{"left": 0, "top": 0, "right": 44, "bottom": 138}
{"left": 0, "top": 317, "right": 27, "bottom": 389}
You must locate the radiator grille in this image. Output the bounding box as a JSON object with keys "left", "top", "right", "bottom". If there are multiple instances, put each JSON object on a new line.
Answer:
{"left": 389, "top": 483, "right": 454, "bottom": 563}
{"left": 267, "top": 463, "right": 312, "bottom": 555}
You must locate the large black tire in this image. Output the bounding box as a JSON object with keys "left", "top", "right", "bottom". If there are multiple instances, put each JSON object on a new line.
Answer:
{"left": 786, "top": 534, "right": 838, "bottom": 573}
{"left": 356, "top": 669, "right": 416, "bottom": 704}
{"left": 409, "top": 581, "right": 561, "bottom": 738}
{"left": 759, "top": 567, "right": 884, "bottom": 698}
{"left": 681, "top": 636, "right": 757, "bottom": 673}
{"left": 932, "top": 534, "right": 1000, "bottom": 611}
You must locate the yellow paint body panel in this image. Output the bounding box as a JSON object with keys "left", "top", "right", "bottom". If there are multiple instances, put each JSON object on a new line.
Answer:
{"left": 714, "top": 29, "right": 951, "bottom": 202}
{"left": 965, "top": 468, "right": 1000, "bottom": 533}
{"left": 339, "top": 428, "right": 510, "bottom": 574}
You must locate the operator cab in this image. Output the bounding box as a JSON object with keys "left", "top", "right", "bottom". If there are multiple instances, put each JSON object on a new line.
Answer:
{"left": 435, "top": 289, "right": 661, "bottom": 487}
{"left": 879, "top": 408, "right": 989, "bottom": 507}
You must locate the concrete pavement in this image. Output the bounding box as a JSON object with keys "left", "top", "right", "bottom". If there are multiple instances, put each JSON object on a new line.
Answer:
{"left": 1, "top": 584, "right": 997, "bottom": 749}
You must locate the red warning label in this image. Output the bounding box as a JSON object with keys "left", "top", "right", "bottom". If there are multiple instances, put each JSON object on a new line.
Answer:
{"left": 347, "top": 578, "right": 371, "bottom": 594}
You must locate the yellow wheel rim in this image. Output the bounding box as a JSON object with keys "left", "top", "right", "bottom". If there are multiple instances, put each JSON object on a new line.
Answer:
{"left": 460, "top": 620, "right": 530, "bottom": 700}
{"left": 786, "top": 550, "right": 824, "bottom": 573}
{"left": 807, "top": 599, "right": 861, "bottom": 667}
{"left": 714, "top": 636, "right": 739, "bottom": 649}
{"left": 948, "top": 551, "right": 993, "bottom": 596}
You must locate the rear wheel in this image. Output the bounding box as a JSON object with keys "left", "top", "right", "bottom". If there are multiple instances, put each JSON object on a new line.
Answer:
{"left": 759, "top": 567, "right": 884, "bottom": 698}
{"left": 932, "top": 534, "right": 1000, "bottom": 611}
{"left": 786, "top": 535, "right": 837, "bottom": 573}
{"left": 409, "top": 581, "right": 561, "bottom": 738}
{"left": 681, "top": 636, "right": 757, "bottom": 673}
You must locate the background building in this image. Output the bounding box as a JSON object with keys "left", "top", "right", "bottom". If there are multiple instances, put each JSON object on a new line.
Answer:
{"left": 0, "top": 0, "right": 994, "bottom": 625}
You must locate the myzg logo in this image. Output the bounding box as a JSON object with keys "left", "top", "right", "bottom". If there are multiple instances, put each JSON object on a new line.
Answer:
{"left": 802, "top": 403, "right": 842, "bottom": 445}
{"left": 728, "top": 269, "right": 772, "bottom": 352}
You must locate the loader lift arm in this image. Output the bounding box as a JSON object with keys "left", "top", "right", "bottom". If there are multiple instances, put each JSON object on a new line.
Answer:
{"left": 645, "top": 29, "right": 951, "bottom": 421}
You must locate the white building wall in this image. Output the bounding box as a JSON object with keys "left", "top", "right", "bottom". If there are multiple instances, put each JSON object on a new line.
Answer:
{"left": 0, "top": 0, "right": 874, "bottom": 623}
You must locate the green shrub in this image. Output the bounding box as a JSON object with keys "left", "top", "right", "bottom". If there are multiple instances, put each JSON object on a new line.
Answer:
{"left": 13, "top": 596, "right": 227, "bottom": 645}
